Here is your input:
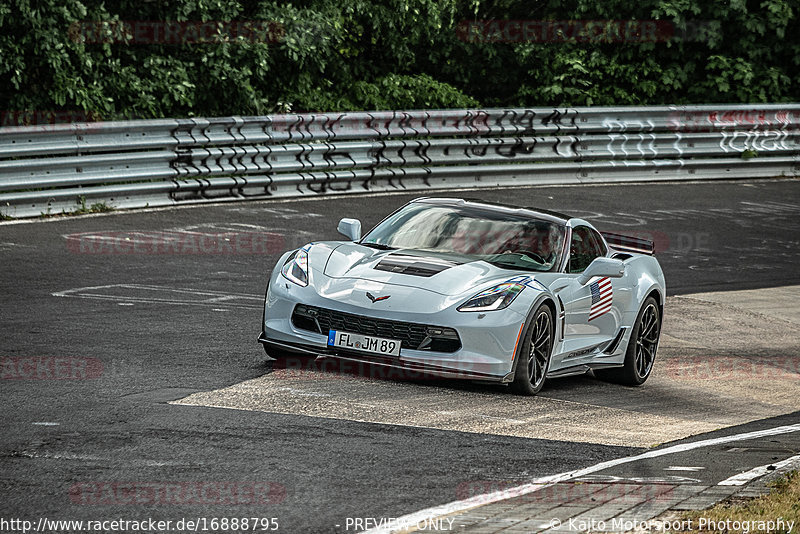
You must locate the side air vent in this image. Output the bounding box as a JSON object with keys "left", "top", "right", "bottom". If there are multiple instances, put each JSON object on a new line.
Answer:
{"left": 603, "top": 327, "right": 628, "bottom": 354}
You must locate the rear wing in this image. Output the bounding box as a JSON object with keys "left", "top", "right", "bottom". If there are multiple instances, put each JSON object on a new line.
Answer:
{"left": 601, "top": 231, "right": 655, "bottom": 256}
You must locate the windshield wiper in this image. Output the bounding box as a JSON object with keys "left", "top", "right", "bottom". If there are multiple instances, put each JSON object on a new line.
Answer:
{"left": 360, "top": 242, "right": 396, "bottom": 250}
{"left": 484, "top": 260, "right": 540, "bottom": 272}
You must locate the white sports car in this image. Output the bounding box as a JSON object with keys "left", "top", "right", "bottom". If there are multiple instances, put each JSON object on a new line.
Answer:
{"left": 259, "top": 197, "right": 665, "bottom": 395}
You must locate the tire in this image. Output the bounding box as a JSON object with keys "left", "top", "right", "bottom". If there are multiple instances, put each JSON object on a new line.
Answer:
{"left": 510, "top": 303, "right": 554, "bottom": 396}
{"left": 595, "top": 296, "right": 661, "bottom": 386}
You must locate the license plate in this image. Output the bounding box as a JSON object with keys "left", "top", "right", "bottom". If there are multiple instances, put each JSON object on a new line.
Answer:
{"left": 327, "top": 330, "right": 401, "bottom": 357}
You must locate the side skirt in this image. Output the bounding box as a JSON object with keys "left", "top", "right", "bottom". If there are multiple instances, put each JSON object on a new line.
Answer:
{"left": 546, "top": 361, "right": 624, "bottom": 379}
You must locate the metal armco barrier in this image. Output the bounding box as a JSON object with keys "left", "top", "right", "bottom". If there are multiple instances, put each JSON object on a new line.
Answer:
{"left": 1, "top": 104, "right": 799, "bottom": 218}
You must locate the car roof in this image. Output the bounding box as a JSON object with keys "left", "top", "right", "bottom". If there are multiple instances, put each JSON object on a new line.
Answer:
{"left": 411, "top": 197, "right": 571, "bottom": 224}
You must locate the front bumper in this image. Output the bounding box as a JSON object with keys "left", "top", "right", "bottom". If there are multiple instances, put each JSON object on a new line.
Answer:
{"left": 261, "top": 274, "right": 527, "bottom": 382}
{"left": 257, "top": 333, "right": 512, "bottom": 382}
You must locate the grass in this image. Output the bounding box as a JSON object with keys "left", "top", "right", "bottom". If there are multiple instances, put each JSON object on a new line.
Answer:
{"left": 87, "top": 202, "right": 115, "bottom": 213}
{"left": 681, "top": 470, "right": 800, "bottom": 533}
{"left": 73, "top": 195, "right": 115, "bottom": 215}
{"left": 35, "top": 196, "right": 115, "bottom": 219}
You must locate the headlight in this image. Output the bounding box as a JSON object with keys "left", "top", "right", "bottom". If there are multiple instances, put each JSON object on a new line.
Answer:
{"left": 281, "top": 246, "right": 310, "bottom": 286}
{"left": 458, "top": 281, "right": 525, "bottom": 312}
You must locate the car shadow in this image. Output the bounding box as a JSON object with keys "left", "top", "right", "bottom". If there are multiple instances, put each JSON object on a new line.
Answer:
{"left": 263, "top": 354, "right": 604, "bottom": 396}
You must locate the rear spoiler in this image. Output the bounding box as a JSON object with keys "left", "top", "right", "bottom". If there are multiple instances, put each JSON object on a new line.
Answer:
{"left": 601, "top": 231, "right": 655, "bottom": 256}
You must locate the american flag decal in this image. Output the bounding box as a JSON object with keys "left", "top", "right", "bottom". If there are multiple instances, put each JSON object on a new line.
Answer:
{"left": 588, "top": 277, "right": 613, "bottom": 321}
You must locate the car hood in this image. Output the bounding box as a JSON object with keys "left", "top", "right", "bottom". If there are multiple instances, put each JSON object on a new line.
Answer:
{"left": 316, "top": 242, "right": 519, "bottom": 297}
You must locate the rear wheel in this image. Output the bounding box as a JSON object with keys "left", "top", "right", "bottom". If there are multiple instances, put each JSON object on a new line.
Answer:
{"left": 595, "top": 296, "right": 660, "bottom": 386}
{"left": 510, "top": 304, "right": 554, "bottom": 396}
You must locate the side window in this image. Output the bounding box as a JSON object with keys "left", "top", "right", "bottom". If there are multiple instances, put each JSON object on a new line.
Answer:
{"left": 568, "top": 226, "right": 605, "bottom": 273}
{"left": 587, "top": 227, "right": 608, "bottom": 257}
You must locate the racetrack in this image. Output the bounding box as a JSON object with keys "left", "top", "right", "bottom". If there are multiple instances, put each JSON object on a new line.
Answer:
{"left": 1, "top": 178, "right": 799, "bottom": 532}
{"left": 175, "top": 291, "right": 800, "bottom": 448}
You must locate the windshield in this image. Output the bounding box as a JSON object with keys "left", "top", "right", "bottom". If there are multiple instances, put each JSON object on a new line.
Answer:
{"left": 361, "top": 202, "right": 565, "bottom": 272}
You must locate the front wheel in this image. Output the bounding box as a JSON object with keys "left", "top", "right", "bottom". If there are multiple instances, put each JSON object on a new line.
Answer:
{"left": 510, "top": 304, "right": 554, "bottom": 396}
{"left": 595, "top": 296, "right": 661, "bottom": 386}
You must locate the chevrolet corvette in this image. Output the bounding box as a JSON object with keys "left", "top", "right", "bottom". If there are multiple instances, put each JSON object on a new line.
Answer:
{"left": 258, "top": 197, "right": 665, "bottom": 395}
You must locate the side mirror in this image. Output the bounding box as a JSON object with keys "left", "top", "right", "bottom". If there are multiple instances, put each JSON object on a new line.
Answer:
{"left": 337, "top": 218, "right": 362, "bottom": 241}
{"left": 577, "top": 257, "right": 625, "bottom": 285}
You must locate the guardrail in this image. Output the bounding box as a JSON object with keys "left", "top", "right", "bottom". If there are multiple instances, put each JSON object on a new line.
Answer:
{"left": 1, "top": 105, "right": 799, "bottom": 218}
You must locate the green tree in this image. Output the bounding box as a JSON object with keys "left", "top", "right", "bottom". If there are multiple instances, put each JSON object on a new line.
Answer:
{"left": 1, "top": 0, "right": 797, "bottom": 121}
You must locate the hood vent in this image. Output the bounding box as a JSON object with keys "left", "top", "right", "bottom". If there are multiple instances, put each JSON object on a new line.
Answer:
{"left": 373, "top": 254, "right": 460, "bottom": 277}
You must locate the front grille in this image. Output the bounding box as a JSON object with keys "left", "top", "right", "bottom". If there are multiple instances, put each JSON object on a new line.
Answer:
{"left": 292, "top": 304, "right": 461, "bottom": 353}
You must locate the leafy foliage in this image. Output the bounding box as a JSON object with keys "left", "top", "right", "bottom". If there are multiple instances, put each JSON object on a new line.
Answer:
{"left": 1, "top": 0, "right": 797, "bottom": 121}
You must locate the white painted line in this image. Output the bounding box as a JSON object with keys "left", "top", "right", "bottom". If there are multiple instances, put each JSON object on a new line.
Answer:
{"left": 575, "top": 474, "right": 701, "bottom": 484}
{"left": 52, "top": 284, "right": 262, "bottom": 309}
{"left": 32, "top": 422, "right": 60, "bottom": 426}
{"left": 204, "top": 295, "right": 241, "bottom": 303}
{"left": 360, "top": 423, "right": 800, "bottom": 534}
{"left": 54, "top": 283, "right": 260, "bottom": 299}
{"left": 718, "top": 454, "right": 800, "bottom": 486}
{"left": 664, "top": 466, "right": 706, "bottom": 472}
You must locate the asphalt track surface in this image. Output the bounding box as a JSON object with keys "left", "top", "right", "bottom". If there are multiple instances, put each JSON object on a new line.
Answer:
{"left": 1, "top": 178, "right": 799, "bottom": 533}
